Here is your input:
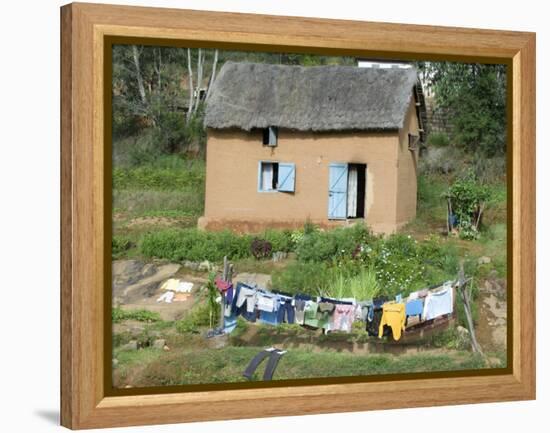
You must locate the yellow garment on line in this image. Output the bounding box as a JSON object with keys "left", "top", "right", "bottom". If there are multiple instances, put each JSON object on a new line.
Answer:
{"left": 378, "top": 302, "right": 406, "bottom": 341}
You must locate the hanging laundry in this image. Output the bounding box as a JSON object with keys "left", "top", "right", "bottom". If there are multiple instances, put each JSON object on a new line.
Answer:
{"left": 223, "top": 313, "right": 237, "bottom": 334}
{"left": 294, "top": 299, "right": 307, "bottom": 325}
{"left": 378, "top": 302, "right": 406, "bottom": 341}
{"left": 257, "top": 292, "right": 277, "bottom": 312}
{"left": 366, "top": 296, "right": 389, "bottom": 336}
{"left": 235, "top": 284, "right": 258, "bottom": 314}
{"left": 422, "top": 283, "right": 454, "bottom": 320}
{"left": 409, "top": 288, "right": 429, "bottom": 300}
{"left": 316, "top": 301, "right": 335, "bottom": 331}
{"left": 232, "top": 283, "right": 258, "bottom": 322}
{"left": 293, "top": 294, "right": 312, "bottom": 325}
{"left": 225, "top": 285, "right": 234, "bottom": 304}
{"left": 405, "top": 298, "right": 424, "bottom": 318}
{"left": 257, "top": 292, "right": 280, "bottom": 326}
{"left": 214, "top": 277, "right": 232, "bottom": 293}
{"left": 355, "top": 300, "right": 373, "bottom": 321}
{"left": 276, "top": 296, "right": 295, "bottom": 324}
{"left": 330, "top": 304, "right": 356, "bottom": 333}
{"left": 303, "top": 300, "right": 320, "bottom": 328}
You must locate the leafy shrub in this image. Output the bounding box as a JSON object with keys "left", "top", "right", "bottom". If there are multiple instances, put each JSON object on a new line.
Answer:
{"left": 295, "top": 223, "right": 373, "bottom": 262}
{"left": 140, "top": 228, "right": 252, "bottom": 262}
{"left": 251, "top": 238, "right": 273, "bottom": 259}
{"left": 263, "top": 229, "right": 294, "bottom": 252}
{"left": 112, "top": 235, "right": 133, "bottom": 259}
{"left": 112, "top": 307, "right": 162, "bottom": 324}
{"left": 430, "top": 327, "right": 470, "bottom": 350}
{"left": 446, "top": 170, "right": 491, "bottom": 239}
{"left": 427, "top": 132, "right": 450, "bottom": 147}
{"left": 176, "top": 302, "right": 217, "bottom": 334}
{"left": 141, "top": 228, "right": 299, "bottom": 263}
{"left": 271, "top": 261, "right": 331, "bottom": 295}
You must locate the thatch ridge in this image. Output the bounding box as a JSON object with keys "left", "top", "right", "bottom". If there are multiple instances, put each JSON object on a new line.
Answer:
{"left": 204, "top": 61, "right": 419, "bottom": 132}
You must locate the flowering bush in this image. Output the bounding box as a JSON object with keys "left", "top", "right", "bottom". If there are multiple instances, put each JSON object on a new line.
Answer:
{"left": 351, "top": 234, "right": 426, "bottom": 296}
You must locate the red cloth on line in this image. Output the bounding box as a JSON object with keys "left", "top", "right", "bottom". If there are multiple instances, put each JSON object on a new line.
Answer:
{"left": 215, "top": 277, "right": 232, "bottom": 293}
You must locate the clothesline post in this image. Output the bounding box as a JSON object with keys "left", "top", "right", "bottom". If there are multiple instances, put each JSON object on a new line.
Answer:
{"left": 220, "top": 256, "right": 233, "bottom": 330}
{"left": 457, "top": 263, "right": 485, "bottom": 358}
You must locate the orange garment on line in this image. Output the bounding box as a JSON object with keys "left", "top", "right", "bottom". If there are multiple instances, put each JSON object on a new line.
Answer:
{"left": 378, "top": 302, "right": 406, "bottom": 341}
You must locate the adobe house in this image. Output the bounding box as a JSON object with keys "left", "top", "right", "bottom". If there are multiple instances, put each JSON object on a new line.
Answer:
{"left": 198, "top": 61, "right": 427, "bottom": 234}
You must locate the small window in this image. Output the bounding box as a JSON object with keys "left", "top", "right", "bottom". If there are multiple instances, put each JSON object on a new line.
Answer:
{"left": 259, "top": 162, "right": 279, "bottom": 191}
{"left": 258, "top": 161, "right": 295, "bottom": 193}
{"left": 262, "top": 126, "right": 278, "bottom": 146}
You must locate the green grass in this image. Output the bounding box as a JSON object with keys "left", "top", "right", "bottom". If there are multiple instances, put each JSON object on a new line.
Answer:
{"left": 116, "top": 345, "right": 491, "bottom": 387}
{"left": 326, "top": 266, "right": 381, "bottom": 300}
{"left": 113, "top": 189, "right": 204, "bottom": 220}
{"left": 112, "top": 307, "right": 162, "bottom": 324}
{"left": 112, "top": 159, "right": 205, "bottom": 191}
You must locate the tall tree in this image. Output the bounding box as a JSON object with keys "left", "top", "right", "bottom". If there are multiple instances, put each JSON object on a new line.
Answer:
{"left": 420, "top": 62, "right": 507, "bottom": 157}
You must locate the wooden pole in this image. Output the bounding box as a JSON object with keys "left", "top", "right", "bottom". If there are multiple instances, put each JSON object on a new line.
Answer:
{"left": 474, "top": 201, "right": 485, "bottom": 231}
{"left": 457, "top": 264, "right": 485, "bottom": 357}
{"left": 446, "top": 197, "right": 452, "bottom": 234}
{"left": 219, "top": 256, "right": 228, "bottom": 329}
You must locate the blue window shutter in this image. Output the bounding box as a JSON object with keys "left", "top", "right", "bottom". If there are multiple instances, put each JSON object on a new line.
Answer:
{"left": 328, "top": 163, "right": 348, "bottom": 219}
{"left": 277, "top": 162, "right": 295, "bottom": 192}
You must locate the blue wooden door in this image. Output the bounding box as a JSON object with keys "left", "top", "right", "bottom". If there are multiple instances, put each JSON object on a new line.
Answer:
{"left": 328, "top": 163, "right": 348, "bottom": 219}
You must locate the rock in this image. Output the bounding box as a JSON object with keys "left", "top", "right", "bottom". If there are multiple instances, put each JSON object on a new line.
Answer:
{"left": 233, "top": 272, "right": 272, "bottom": 288}
{"left": 120, "top": 340, "right": 138, "bottom": 351}
{"left": 478, "top": 256, "right": 491, "bottom": 265}
{"left": 487, "top": 357, "right": 502, "bottom": 367}
{"left": 198, "top": 260, "right": 212, "bottom": 272}
{"left": 183, "top": 260, "right": 200, "bottom": 271}
{"left": 272, "top": 251, "right": 288, "bottom": 262}
{"left": 456, "top": 326, "right": 471, "bottom": 350}
{"left": 129, "top": 326, "right": 145, "bottom": 337}
{"left": 152, "top": 339, "right": 166, "bottom": 350}
{"left": 112, "top": 260, "right": 180, "bottom": 304}
{"left": 457, "top": 326, "right": 469, "bottom": 336}
{"left": 141, "top": 263, "right": 157, "bottom": 278}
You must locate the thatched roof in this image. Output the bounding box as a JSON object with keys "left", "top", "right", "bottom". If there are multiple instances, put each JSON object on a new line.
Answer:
{"left": 204, "top": 62, "right": 421, "bottom": 132}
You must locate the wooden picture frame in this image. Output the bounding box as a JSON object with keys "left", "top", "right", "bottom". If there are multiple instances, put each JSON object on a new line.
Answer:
{"left": 60, "top": 2, "right": 536, "bottom": 429}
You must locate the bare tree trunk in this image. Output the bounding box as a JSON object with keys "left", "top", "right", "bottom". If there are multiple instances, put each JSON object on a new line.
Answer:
{"left": 186, "top": 48, "right": 194, "bottom": 124}
{"left": 131, "top": 45, "right": 147, "bottom": 105}
{"left": 153, "top": 47, "right": 162, "bottom": 89}
{"left": 193, "top": 48, "right": 204, "bottom": 114}
{"left": 205, "top": 49, "right": 219, "bottom": 100}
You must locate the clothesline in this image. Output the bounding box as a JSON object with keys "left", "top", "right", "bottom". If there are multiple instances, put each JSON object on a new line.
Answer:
{"left": 214, "top": 278, "right": 455, "bottom": 342}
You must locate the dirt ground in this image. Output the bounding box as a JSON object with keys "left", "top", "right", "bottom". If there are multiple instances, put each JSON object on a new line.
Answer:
{"left": 476, "top": 277, "right": 507, "bottom": 352}
{"left": 112, "top": 259, "right": 507, "bottom": 350}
